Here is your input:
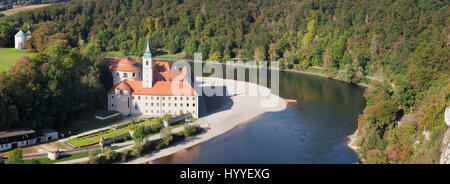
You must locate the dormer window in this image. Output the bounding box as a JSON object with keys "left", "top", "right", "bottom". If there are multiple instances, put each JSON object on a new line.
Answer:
{"left": 120, "top": 90, "right": 124, "bottom": 95}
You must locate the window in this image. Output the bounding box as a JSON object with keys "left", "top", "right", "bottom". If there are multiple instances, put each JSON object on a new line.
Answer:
{"left": 133, "top": 72, "right": 136, "bottom": 77}
{"left": 168, "top": 97, "right": 171, "bottom": 100}
{"left": 111, "top": 96, "right": 114, "bottom": 99}
{"left": 180, "top": 103, "right": 183, "bottom": 107}
{"left": 151, "top": 103, "right": 154, "bottom": 106}
{"left": 187, "top": 103, "right": 189, "bottom": 107}
{"left": 124, "top": 73, "right": 128, "bottom": 77}
{"left": 175, "top": 97, "right": 177, "bottom": 100}
{"left": 180, "top": 97, "right": 183, "bottom": 100}
{"left": 146, "top": 61, "right": 149, "bottom": 65}
{"left": 138, "top": 96, "right": 141, "bottom": 100}
{"left": 135, "top": 104, "right": 138, "bottom": 110}
{"left": 162, "top": 97, "right": 165, "bottom": 100}
{"left": 120, "top": 90, "right": 124, "bottom": 95}
{"left": 116, "top": 72, "right": 119, "bottom": 76}
{"left": 174, "top": 103, "right": 177, "bottom": 107}
{"left": 162, "top": 103, "right": 165, "bottom": 107}
{"left": 193, "top": 103, "right": 195, "bottom": 107}
{"left": 112, "top": 103, "right": 114, "bottom": 107}
{"left": 146, "top": 103, "right": 148, "bottom": 106}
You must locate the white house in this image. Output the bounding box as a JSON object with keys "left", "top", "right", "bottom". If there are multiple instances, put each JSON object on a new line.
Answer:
{"left": 107, "top": 41, "right": 199, "bottom": 118}
{"left": 14, "top": 30, "right": 31, "bottom": 50}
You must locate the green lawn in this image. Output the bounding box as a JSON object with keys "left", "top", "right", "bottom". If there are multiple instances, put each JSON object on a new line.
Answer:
{"left": 0, "top": 48, "right": 35, "bottom": 72}
{"left": 154, "top": 52, "right": 186, "bottom": 59}
{"left": 66, "top": 118, "right": 161, "bottom": 148}
{"left": 22, "top": 145, "right": 126, "bottom": 164}
{"left": 60, "top": 115, "right": 126, "bottom": 137}
{"left": 66, "top": 117, "right": 188, "bottom": 148}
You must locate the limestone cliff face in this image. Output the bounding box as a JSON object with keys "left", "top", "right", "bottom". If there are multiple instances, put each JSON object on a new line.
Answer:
{"left": 440, "top": 106, "right": 450, "bottom": 164}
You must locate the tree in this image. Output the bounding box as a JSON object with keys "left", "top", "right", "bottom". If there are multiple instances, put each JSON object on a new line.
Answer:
{"left": 162, "top": 113, "right": 172, "bottom": 126}
{"left": 96, "top": 30, "right": 113, "bottom": 51}
{"left": 161, "top": 127, "right": 173, "bottom": 146}
{"left": 269, "top": 43, "right": 279, "bottom": 61}
{"left": 183, "top": 124, "right": 201, "bottom": 137}
{"left": 168, "top": 35, "right": 181, "bottom": 54}
{"left": 6, "top": 148, "right": 23, "bottom": 164}
{"left": 254, "top": 46, "right": 266, "bottom": 62}
{"left": 208, "top": 51, "right": 222, "bottom": 61}
{"left": 185, "top": 39, "right": 199, "bottom": 57}
{"left": 102, "top": 147, "right": 118, "bottom": 161}
{"left": 132, "top": 125, "right": 145, "bottom": 144}
{"left": 88, "top": 150, "right": 99, "bottom": 164}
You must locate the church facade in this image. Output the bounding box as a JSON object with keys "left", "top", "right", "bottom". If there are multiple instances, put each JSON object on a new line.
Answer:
{"left": 107, "top": 41, "right": 199, "bottom": 118}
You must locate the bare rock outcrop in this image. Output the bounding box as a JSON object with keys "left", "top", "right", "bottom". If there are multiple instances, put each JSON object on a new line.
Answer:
{"left": 440, "top": 106, "right": 450, "bottom": 164}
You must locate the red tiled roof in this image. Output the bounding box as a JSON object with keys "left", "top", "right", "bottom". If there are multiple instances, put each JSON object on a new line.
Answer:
{"left": 108, "top": 61, "right": 197, "bottom": 96}
{"left": 155, "top": 62, "right": 171, "bottom": 72}
{"left": 110, "top": 78, "right": 197, "bottom": 96}
{"left": 115, "top": 80, "right": 132, "bottom": 90}
{"left": 107, "top": 57, "right": 140, "bottom": 71}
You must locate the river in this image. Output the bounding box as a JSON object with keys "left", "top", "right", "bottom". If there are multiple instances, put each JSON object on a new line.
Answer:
{"left": 150, "top": 63, "right": 366, "bottom": 164}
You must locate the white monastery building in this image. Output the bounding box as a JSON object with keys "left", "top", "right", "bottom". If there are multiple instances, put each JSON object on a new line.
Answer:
{"left": 15, "top": 30, "right": 31, "bottom": 49}
{"left": 107, "top": 41, "right": 199, "bottom": 118}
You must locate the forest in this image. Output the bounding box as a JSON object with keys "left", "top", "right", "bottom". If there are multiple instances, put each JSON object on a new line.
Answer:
{"left": 0, "top": 0, "right": 448, "bottom": 163}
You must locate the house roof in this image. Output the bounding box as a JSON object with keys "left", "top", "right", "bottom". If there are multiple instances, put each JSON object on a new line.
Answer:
{"left": 110, "top": 78, "right": 197, "bottom": 96}
{"left": 37, "top": 129, "right": 57, "bottom": 136}
{"left": 115, "top": 80, "right": 132, "bottom": 90}
{"left": 0, "top": 129, "right": 35, "bottom": 139}
{"left": 15, "top": 30, "right": 27, "bottom": 37}
{"left": 107, "top": 57, "right": 140, "bottom": 72}
{"left": 155, "top": 62, "right": 171, "bottom": 72}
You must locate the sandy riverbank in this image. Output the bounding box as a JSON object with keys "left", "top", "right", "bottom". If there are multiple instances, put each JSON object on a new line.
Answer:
{"left": 124, "top": 77, "right": 287, "bottom": 164}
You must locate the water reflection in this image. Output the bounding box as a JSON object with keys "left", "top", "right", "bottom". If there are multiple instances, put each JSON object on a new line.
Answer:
{"left": 152, "top": 63, "right": 365, "bottom": 164}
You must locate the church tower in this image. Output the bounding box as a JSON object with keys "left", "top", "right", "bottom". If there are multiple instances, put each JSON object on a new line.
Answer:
{"left": 143, "top": 40, "right": 153, "bottom": 88}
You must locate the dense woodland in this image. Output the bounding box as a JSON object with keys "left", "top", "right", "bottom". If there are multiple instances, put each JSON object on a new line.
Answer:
{"left": 0, "top": 0, "right": 448, "bottom": 163}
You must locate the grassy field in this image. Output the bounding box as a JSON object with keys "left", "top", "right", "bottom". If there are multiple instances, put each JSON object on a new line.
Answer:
{"left": 1, "top": 4, "right": 53, "bottom": 16}
{"left": 0, "top": 48, "right": 35, "bottom": 72}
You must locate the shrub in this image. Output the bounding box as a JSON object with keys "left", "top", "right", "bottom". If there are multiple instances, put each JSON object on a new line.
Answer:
{"left": 183, "top": 124, "right": 201, "bottom": 137}
{"left": 161, "top": 127, "right": 173, "bottom": 146}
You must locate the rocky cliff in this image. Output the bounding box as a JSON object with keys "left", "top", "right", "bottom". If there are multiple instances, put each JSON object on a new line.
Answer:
{"left": 440, "top": 106, "right": 450, "bottom": 164}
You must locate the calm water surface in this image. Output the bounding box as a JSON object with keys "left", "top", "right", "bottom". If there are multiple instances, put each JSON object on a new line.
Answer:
{"left": 151, "top": 65, "right": 366, "bottom": 164}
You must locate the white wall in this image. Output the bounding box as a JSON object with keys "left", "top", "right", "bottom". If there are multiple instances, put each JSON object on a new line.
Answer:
{"left": 113, "top": 70, "right": 141, "bottom": 85}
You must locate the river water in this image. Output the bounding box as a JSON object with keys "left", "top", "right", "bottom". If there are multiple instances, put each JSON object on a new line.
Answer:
{"left": 151, "top": 64, "right": 366, "bottom": 164}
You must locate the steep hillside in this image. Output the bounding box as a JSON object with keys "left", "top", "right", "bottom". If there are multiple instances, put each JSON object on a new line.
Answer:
{"left": 0, "top": 0, "right": 448, "bottom": 163}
